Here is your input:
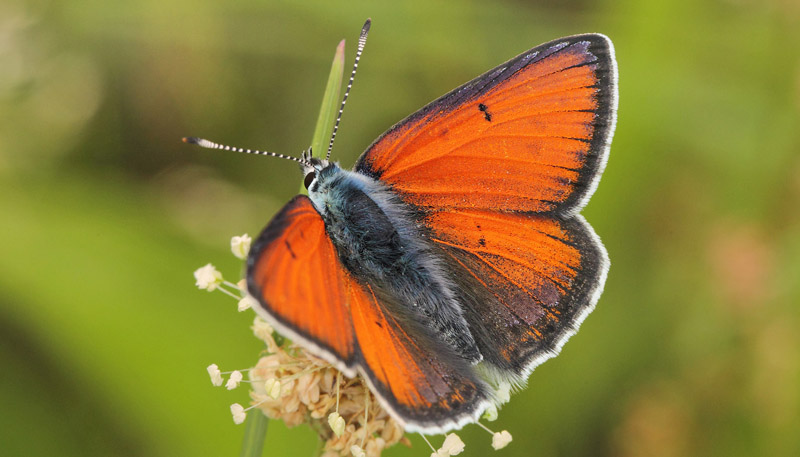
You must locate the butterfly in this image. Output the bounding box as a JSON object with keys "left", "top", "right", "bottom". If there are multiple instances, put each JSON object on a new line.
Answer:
{"left": 188, "top": 20, "right": 617, "bottom": 434}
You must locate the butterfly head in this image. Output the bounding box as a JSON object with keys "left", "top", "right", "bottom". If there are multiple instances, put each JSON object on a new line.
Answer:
{"left": 302, "top": 155, "right": 338, "bottom": 195}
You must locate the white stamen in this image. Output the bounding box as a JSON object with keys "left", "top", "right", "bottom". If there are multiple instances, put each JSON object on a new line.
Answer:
{"left": 194, "top": 264, "right": 222, "bottom": 291}
{"left": 207, "top": 364, "right": 223, "bottom": 386}
{"left": 230, "top": 234, "right": 252, "bottom": 259}
{"left": 226, "top": 370, "right": 243, "bottom": 390}
{"left": 238, "top": 295, "right": 257, "bottom": 312}
{"left": 350, "top": 445, "right": 366, "bottom": 457}
{"left": 264, "top": 378, "right": 281, "bottom": 399}
{"left": 328, "top": 412, "right": 345, "bottom": 437}
{"left": 492, "top": 430, "right": 513, "bottom": 450}
{"left": 439, "top": 433, "right": 465, "bottom": 455}
{"left": 230, "top": 403, "right": 246, "bottom": 424}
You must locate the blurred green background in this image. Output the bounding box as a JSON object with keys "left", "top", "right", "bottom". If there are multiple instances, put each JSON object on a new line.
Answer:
{"left": 2, "top": 0, "right": 799, "bottom": 456}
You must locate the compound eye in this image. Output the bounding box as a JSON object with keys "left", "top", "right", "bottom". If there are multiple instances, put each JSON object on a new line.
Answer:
{"left": 303, "top": 171, "right": 316, "bottom": 189}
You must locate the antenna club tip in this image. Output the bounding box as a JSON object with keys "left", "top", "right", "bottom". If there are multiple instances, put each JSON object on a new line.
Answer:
{"left": 182, "top": 136, "right": 200, "bottom": 144}
{"left": 362, "top": 18, "right": 371, "bottom": 33}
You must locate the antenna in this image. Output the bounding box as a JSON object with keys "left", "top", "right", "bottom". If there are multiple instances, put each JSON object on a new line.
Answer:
{"left": 326, "top": 18, "right": 371, "bottom": 161}
{"left": 182, "top": 137, "right": 311, "bottom": 167}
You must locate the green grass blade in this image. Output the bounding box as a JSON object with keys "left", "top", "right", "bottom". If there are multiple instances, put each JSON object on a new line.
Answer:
{"left": 300, "top": 39, "right": 345, "bottom": 195}
{"left": 310, "top": 39, "right": 345, "bottom": 159}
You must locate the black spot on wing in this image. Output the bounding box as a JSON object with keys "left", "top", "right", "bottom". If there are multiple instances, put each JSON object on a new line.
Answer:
{"left": 478, "top": 103, "right": 492, "bottom": 122}
{"left": 284, "top": 240, "right": 297, "bottom": 259}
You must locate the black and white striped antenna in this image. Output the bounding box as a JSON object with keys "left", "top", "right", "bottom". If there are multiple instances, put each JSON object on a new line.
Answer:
{"left": 183, "top": 19, "right": 371, "bottom": 167}
{"left": 182, "top": 137, "right": 312, "bottom": 167}
{"left": 326, "top": 18, "right": 371, "bottom": 161}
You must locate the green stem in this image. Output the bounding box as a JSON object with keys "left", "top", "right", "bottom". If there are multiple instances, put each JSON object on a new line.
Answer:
{"left": 312, "top": 436, "right": 324, "bottom": 457}
{"left": 239, "top": 410, "right": 269, "bottom": 457}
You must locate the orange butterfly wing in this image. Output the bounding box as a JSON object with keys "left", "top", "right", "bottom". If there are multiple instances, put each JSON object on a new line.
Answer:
{"left": 424, "top": 209, "right": 608, "bottom": 377}
{"left": 355, "top": 34, "right": 616, "bottom": 215}
{"left": 348, "top": 282, "right": 487, "bottom": 431}
{"left": 248, "top": 196, "right": 488, "bottom": 431}
{"left": 248, "top": 195, "right": 357, "bottom": 369}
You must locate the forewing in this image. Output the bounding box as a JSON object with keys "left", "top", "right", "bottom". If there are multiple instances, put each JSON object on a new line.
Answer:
{"left": 248, "top": 196, "right": 489, "bottom": 431}
{"left": 355, "top": 34, "right": 617, "bottom": 215}
{"left": 425, "top": 209, "right": 609, "bottom": 378}
{"left": 247, "top": 195, "right": 358, "bottom": 371}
